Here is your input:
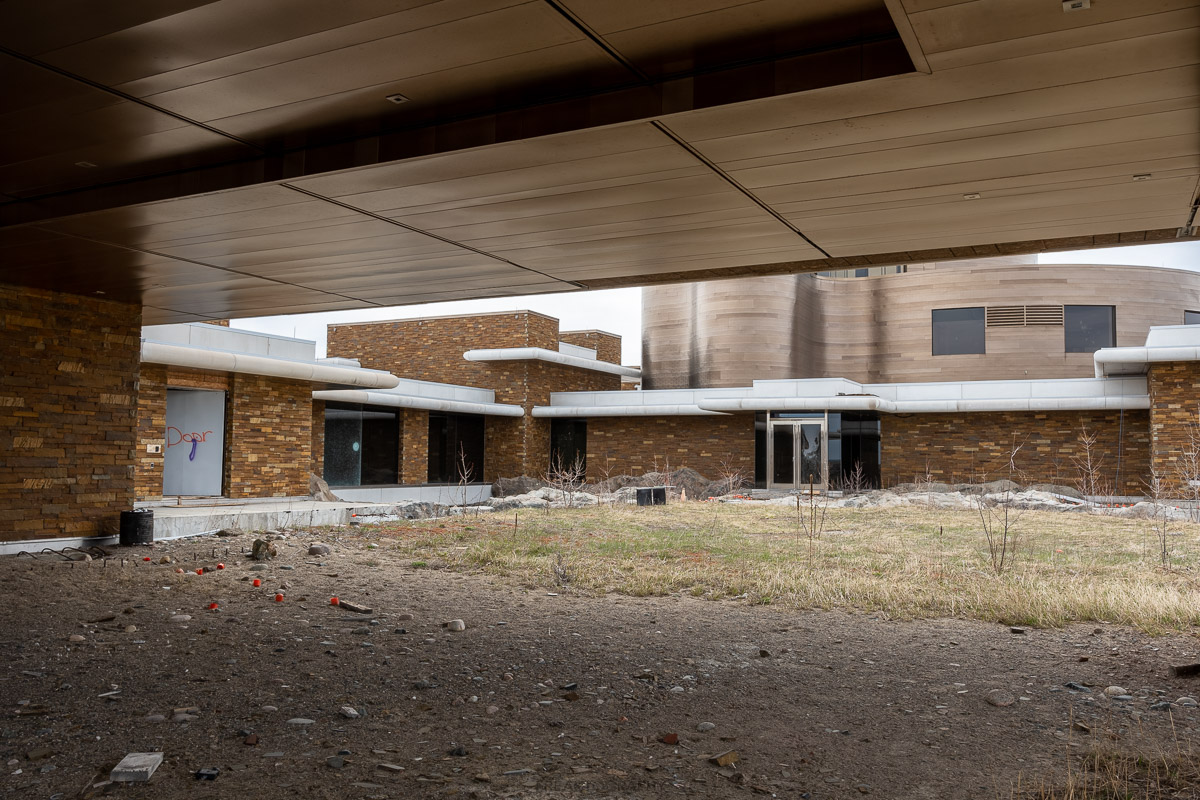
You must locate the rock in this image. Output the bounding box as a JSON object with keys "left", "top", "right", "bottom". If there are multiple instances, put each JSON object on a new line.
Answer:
{"left": 244, "top": 734, "right": 258, "bottom": 745}
{"left": 261, "top": 705, "right": 278, "bottom": 712}
{"left": 412, "top": 679, "right": 438, "bottom": 690}
{"left": 378, "top": 763, "right": 405, "bottom": 773}
{"left": 1178, "top": 696, "right": 1199, "bottom": 707}
{"left": 68, "top": 634, "right": 85, "bottom": 643}
{"left": 697, "top": 722, "right": 716, "bottom": 732}
{"left": 249, "top": 564, "right": 268, "bottom": 572}
{"left": 1064, "top": 682, "right": 1091, "bottom": 693}
{"left": 709, "top": 750, "right": 739, "bottom": 767}
{"left": 144, "top": 714, "right": 166, "bottom": 723}
{"left": 1072, "top": 722, "right": 1091, "bottom": 733}
{"left": 309, "top": 472, "right": 339, "bottom": 502}
{"left": 759, "top": 648, "right": 771, "bottom": 658}
{"left": 1103, "top": 686, "right": 1129, "bottom": 697}
{"left": 26, "top": 746, "right": 52, "bottom": 760}
{"left": 985, "top": 689, "right": 1016, "bottom": 707}
{"left": 446, "top": 619, "right": 467, "bottom": 632}
{"left": 1009, "top": 627, "right": 1027, "bottom": 634}
{"left": 1150, "top": 701, "right": 1173, "bottom": 711}
{"left": 110, "top": 752, "right": 163, "bottom": 782}
{"left": 326, "top": 756, "right": 344, "bottom": 769}
{"left": 195, "top": 767, "right": 220, "bottom": 780}
{"left": 170, "top": 615, "right": 192, "bottom": 623}
{"left": 286, "top": 718, "right": 315, "bottom": 726}
{"left": 660, "top": 733, "right": 679, "bottom": 745}
{"left": 1170, "top": 663, "right": 1200, "bottom": 678}
{"left": 448, "top": 745, "right": 468, "bottom": 757}
{"left": 492, "top": 476, "right": 547, "bottom": 497}
{"left": 251, "top": 539, "right": 277, "bottom": 561}
{"left": 563, "top": 691, "right": 580, "bottom": 701}
{"left": 339, "top": 706, "right": 359, "bottom": 719}
{"left": 856, "top": 785, "right": 873, "bottom": 794}
{"left": 216, "top": 528, "right": 242, "bottom": 537}
{"left": 398, "top": 613, "right": 414, "bottom": 621}
{"left": 338, "top": 600, "right": 373, "bottom": 614}
{"left": 124, "top": 625, "right": 137, "bottom": 634}
{"left": 486, "top": 706, "right": 499, "bottom": 715}
{"left": 307, "top": 543, "right": 331, "bottom": 556}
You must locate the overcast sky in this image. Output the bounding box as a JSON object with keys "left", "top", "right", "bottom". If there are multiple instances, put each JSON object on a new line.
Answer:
{"left": 232, "top": 240, "right": 1199, "bottom": 365}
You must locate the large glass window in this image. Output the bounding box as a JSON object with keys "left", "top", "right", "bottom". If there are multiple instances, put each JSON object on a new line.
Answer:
{"left": 932, "top": 307, "right": 985, "bottom": 355}
{"left": 1064, "top": 305, "right": 1115, "bottom": 353}
{"left": 1185, "top": 310, "right": 1200, "bottom": 325}
{"left": 428, "top": 412, "right": 485, "bottom": 483}
{"left": 550, "top": 419, "right": 587, "bottom": 474}
{"left": 323, "top": 403, "right": 398, "bottom": 486}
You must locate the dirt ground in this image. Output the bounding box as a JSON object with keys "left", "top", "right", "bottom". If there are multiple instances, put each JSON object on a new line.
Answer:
{"left": 4, "top": 528, "right": 1200, "bottom": 799}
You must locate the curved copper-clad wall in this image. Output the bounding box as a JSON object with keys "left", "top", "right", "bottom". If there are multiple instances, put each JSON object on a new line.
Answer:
{"left": 642, "top": 257, "right": 1200, "bottom": 389}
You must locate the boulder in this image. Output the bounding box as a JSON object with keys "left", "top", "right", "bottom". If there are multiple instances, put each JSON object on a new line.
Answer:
{"left": 492, "top": 476, "right": 546, "bottom": 497}
{"left": 309, "top": 472, "right": 339, "bottom": 501}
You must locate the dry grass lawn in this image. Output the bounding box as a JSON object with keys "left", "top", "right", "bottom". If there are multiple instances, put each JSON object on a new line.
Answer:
{"left": 371, "top": 501, "right": 1200, "bottom": 634}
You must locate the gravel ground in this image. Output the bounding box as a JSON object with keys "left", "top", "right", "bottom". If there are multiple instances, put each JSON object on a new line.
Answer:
{"left": 3, "top": 529, "right": 1200, "bottom": 799}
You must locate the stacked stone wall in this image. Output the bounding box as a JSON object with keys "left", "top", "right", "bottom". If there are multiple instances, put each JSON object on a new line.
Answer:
{"left": 881, "top": 410, "right": 1150, "bottom": 494}
{"left": 585, "top": 415, "right": 756, "bottom": 482}
{"left": 0, "top": 284, "right": 141, "bottom": 540}
{"left": 225, "top": 374, "right": 311, "bottom": 498}
{"left": 1148, "top": 363, "right": 1200, "bottom": 491}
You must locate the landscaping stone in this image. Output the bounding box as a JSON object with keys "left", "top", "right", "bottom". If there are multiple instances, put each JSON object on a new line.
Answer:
{"left": 251, "top": 539, "right": 277, "bottom": 561}
{"left": 985, "top": 689, "right": 1016, "bottom": 707}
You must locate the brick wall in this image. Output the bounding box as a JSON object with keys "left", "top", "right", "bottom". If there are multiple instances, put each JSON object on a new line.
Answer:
{"left": 1148, "top": 362, "right": 1200, "bottom": 490}
{"left": 585, "top": 415, "right": 756, "bottom": 481}
{"left": 881, "top": 410, "right": 1150, "bottom": 494}
{"left": 399, "top": 409, "right": 429, "bottom": 484}
{"left": 311, "top": 400, "right": 325, "bottom": 477}
{"left": 560, "top": 330, "right": 621, "bottom": 364}
{"left": 0, "top": 284, "right": 141, "bottom": 541}
{"left": 135, "top": 365, "right": 232, "bottom": 500}
{"left": 225, "top": 374, "right": 311, "bottom": 498}
{"left": 328, "top": 312, "right": 621, "bottom": 480}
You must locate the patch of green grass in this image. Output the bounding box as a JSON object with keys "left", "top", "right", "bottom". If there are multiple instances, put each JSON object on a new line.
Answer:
{"left": 374, "top": 503, "right": 1200, "bottom": 632}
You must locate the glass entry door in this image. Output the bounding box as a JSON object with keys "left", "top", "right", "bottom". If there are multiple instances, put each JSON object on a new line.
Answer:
{"left": 767, "top": 419, "right": 826, "bottom": 491}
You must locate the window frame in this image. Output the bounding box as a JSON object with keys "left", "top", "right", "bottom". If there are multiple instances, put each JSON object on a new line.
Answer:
{"left": 931, "top": 306, "right": 986, "bottom": 356}
{"left": 1064, "top": 305, "right": 1116, "bottom": 354}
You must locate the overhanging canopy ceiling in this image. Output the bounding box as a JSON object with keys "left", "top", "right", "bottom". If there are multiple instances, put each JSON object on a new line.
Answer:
{"left": 0, "top": 0, "right": 1196, "bottom": 323}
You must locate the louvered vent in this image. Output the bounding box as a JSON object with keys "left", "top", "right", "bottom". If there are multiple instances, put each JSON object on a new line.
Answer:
{"left": 1024, "top": 305, "right": 1064, "bottom": 325}
{"left": 986, "top": 305, "right": 1064, "bottom": 327}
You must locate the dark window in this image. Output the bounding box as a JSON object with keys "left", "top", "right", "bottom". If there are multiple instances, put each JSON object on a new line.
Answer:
{"left": 323, "top": 403, "right": 398, "bottom": 486}
{"left": 932, "top": 307, "right": 985, "bottom": 355}
{"left": 550, "top": 419, "right": 587, "bottom": 475}
{"left": 836, "top": 413, "right": 881, "bottom": 490}
{"left": 1186, "top": 310, "right": 1200, "bottom": 325}
{"left": 1064, "top": 305, "right": 1115, "bottom": 353}
{"left": 754, "top": 412, "right": 767, "bottom": 489}
{"left": 428, "top": 412, "right": 485, "bottom": 483}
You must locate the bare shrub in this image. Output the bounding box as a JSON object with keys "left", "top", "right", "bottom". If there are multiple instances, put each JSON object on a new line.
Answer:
{"left": 1072, "top": 423, "right": 1104, "bottom": 509}
{"left": 832, "top": 461, "right": 868, "bottom": 496}
{"left": 545, "top": 453, "right": 586, "bottom": 509}
{"left": 795, "top": 470, "right": 829, "bottom": 551}
{"left": 976, "top": 438, "right": 1025, "bottom": 575}
{"left": 1174, "top": 407, "right": 1200, "bottom": 524}
{"left": 1145, "top": 468, "right": 1173, "bottom": 569}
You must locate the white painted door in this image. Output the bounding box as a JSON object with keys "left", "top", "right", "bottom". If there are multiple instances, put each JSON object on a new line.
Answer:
{"left": 163, "top": 389, "right": 225, "bottom": 496}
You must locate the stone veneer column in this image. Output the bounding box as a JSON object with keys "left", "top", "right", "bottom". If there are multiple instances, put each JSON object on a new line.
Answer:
{"left": 225, "top": 374, "right": 311, "bottom": 498}
{"left": 1147, "top": 362, "right": 1200, "bottom": 490}
{"left": 0, "top": 283, "right": 141, "bottom": 541}
{"left": 399, "top": 409, "right": 429, "bottom": 484}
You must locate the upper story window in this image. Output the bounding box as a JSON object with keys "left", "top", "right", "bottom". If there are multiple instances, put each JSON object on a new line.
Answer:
{"left": 1064, "top": 305, "right": 1115, "bottom": 353}
{"left": 1185, "top": 310, "right": 1200, "bottom": 325}
{"left": 932, "top": 307, "right": 985, "bottom": 355}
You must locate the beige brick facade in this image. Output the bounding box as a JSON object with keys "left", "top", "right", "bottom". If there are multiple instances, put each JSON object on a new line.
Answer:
{"left": 560, "top": 330, "right": 621, "bottom": 364}
{"left": 135, "top": 365, "right": 232, "bottom": 500}
{"left": 881, "top": 410, "right": 1150, "bottom": 494}
{"left": 0, "top": 284, "right": 141, "bottom": 541}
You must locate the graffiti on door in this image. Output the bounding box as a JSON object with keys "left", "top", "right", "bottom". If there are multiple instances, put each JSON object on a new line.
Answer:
{"left": 167, "top": 427, "right": 214, "bottom": 461}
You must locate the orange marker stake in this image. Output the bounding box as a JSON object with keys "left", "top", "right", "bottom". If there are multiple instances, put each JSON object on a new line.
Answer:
{"left": 208, "top": 602, "right": 219, "bottom": 610}
{"left": 274, "top": 593, "right": 284, "bottom": 603}
{"left": 217, "top": 563, "right": 225, "bottom": 570}
{"left": 252, "top": 579, "right": 261, "bottom": 587}
{"left": 143, "top": 556, "right": 151, "bottom": 562}
{"left": 196, "top": 568, "right": 203, "bottom": 576}
{"left": 330, "top": 597, "right": 339, "bottom": 606}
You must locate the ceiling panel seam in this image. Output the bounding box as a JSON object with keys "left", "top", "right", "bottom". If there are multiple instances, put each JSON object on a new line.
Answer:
{"left": 650, "top": 121, "right": 831, "bottom": 259}
{"left": 33, "top": 225, "right": 380, "bottom": 305}
{"left": 279, "top": 183, "right": 585, "bottom": 289}
{"left": 538, "top": 0, "right": 651, "bottom": 84}
{"left": 0, "top": 45, "right": 265, "bottom": 154}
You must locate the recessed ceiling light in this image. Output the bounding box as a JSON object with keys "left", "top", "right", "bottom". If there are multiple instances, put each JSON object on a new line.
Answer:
{"left": 1132, "top": 173, "right": 1152, "bottom": 181}
{"left": 385, "top": 93, "right": 409, "bottom": 105}
{"left": 1062, "top": 0, "right": 1090, "bottom": 11}
{"left": 962, "top": 192, "right": 981, "bottom": 200}
{"left": 75, "top": 160, "right": 97, "bottom": 168}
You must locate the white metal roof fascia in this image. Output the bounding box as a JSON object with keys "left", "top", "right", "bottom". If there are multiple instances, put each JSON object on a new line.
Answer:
{"left": 698, "top": 396, "right": 1149, "bottom": 413}
{"left": 141, "top": 341, "right": 398, "bottom": 389}
{"left": 531, "top": 404, "right": 726, "bottom": 417}
{"left": 464, "top": 347, "right": 641, "bottom": 378}
{"left": 1093, "top": 346, "right": 1200, "bottom": 377}
{"left": 314, "top": 389, "right": 523, "bottom": 417}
